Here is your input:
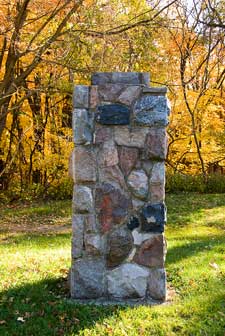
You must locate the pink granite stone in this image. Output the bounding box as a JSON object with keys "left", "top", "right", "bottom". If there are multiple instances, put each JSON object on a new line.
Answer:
{"left": 134, "top": 234, "right": 166, "bottom": 267}
{"left": 99, "top": 141, "right": 119, "bottom": 167}
{"left": 99, "top": 165, "right": 127, "bottom": 190}
{"left": 94, "top": 127, "right": 113, "bottom": 144}
{"left": 144, "top": 128, "right": 167, "bottom": 160}
{"left": 118, "top": 146, "right": 139, "bottom": 176}
{"left": 90, "top": 85, "right": 99, "bottom": 108}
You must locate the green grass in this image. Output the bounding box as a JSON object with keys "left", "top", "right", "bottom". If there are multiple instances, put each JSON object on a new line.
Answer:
{"left": 0, "top": 194, "right": 224, "bottom": 335}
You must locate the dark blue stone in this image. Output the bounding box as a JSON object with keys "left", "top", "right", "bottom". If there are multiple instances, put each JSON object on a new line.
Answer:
{"left": 140, "top": 203, "right": 166, "bottom": 233}
{"left": 127, "top": 216, "right": 139, "bottom": 231}
{"left": 96, "top": 104, "right": 130, "bottom": 125}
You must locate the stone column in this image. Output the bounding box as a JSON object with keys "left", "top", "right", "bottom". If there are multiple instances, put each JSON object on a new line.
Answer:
{"left": 70, "top": 72, "right": 170, "bottom": 303}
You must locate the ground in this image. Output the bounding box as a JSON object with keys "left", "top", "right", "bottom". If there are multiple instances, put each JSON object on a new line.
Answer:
{"left": 0, "top": 194, "right": 224, "bottom": 335}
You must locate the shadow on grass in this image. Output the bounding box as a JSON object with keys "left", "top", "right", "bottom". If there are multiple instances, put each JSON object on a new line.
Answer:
{"left": 0, "top": 277, "right": 126, "bottom": 336}
{"left": 166, "top": 233, "right": 225, "bottom": 265}
{"left": 0, "top": 274, "right": 224, "bottom": 336}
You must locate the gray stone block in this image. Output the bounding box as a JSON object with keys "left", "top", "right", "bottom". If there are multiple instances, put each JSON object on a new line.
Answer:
{"left": 107, "top": 263, "right": 150, "bottom": 298}
{"left": 73, "top": 85, "right": 89, "bottom": 108}
{"left": 72, "top": 108, "right": 93, "bottom": 145}
{"left": 73, "top": 185, "right": 93, "bottom": 213}
{"left": 85, "top": 233, "right": 105, "bottom": 256}
{"left": 148, "top": 268, "right": 166, "bottom": 300}
{"left": 72, "top": 214, "right": 85, "bottom": 258}
{"left": 71, "top": 258, "right": 105, "bottom": 298}
{"left": 74, "top": 146, "right": 96, "bottom": 182}
{"left": 127, "top": 169, "right": 148, "bottom": 200}
{"left": 115, "top": 126, "right": 149, "bottom": 148}
{"left": 150, "top": 162, "right": 165, "bottom": 185}
{"left": 91, "top": 72, "right": 150, "bottom": 85}
{"left": 117, "top": 86, "right": 141, "bottom": 105}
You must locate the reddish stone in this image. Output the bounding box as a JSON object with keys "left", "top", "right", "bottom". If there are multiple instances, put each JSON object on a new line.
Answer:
{"left": 134, "top": 234, "right": 166, "bottom": 267}
{"left": 95, "top": 183, "right": 131, "bottom": 233}
{"left": 144, "top": 128, "right": 167, "bottom": 160}
{"left": 90, "top": 85, "right": 99, "bottom": 108}
{"left": 118, "top": 146, "right": 139, "bottom": 176}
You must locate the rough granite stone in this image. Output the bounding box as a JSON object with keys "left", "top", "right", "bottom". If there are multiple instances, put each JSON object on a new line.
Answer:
{"left": 91, "top": 73, "right": 113, "bottom": 85}
{"left": 94, "top": 127, "right": 113, "bottom": 144}
{"left": 71, "top": 258, "right": 105, "bottom": 298}
{"left": 115, "top": 126, "right": 149, "bottom": 148}
{"left": 99, "top": 165, "right": 127, "bottom": 190}
{"left": 142, "top": 161, "right": 154, "bottom": 176}
{"left": 144, "top": 128, "right": 167, "bottom": 160}
{"left": 68, "top": 149, "right": 75, "bottom": 180}
{"left": 72, "top": 214, "right": 85, "bottom": 258}
{"left": 99, "top": 140, "right": 119, "bottom": 167}
{"left": 106, "top": 227, "right": 133, "bottom": 267}
{"left": 133, "top": 95, "right": 169, "bottom": 126}
{"left": 73, "top": 186, "right": 93, "bottom": 213}
{"left": 74, "top": 146, "right": 96, "bottom": 182}
{"left": 150, "top": 162, "right": 165, "bottom": 185}
{"left": 132, "top": 198, "right": 145, "bottom": 211}
{"left": 96, "top": 183, "right": 131, "bottom": 233}
{"left": 118, "top": 86, "right": 141, "bottom": 105}
{"left": 127, "top": 169, "right": 148, "bottom": 200}
{"left": 148, "top": 268, "right": 166, "bottom": 300}
{"left": 149, "top": 184, "right": 165, "bottom": 203}
{"left": 112, "top": 72, "right": 142, "bottom": 84}
{"left": 118, "top": 146, "right": 139, "bottom": 176}
{"left": 90, "top": 85, "right": 99, "bottom": 108}
{"left": 85, "top": 234, "right": 105, "bottom": 255}
{"left": 140, "top": 203, "right": 166, "bottom": 233}
{"left": 107, "top": 263, "right": 150, "bottom": 298}
{"left": 134, "top": 234, "right": 166, "bottom": 267}
{"left": 92, "top": 72, "right": 149, "bottom": 85}
{"left": 73, "top": 85, "right": 89, "bottom": 108}
{"left": 98, "top": 84, "right": 124, "bottom": 102}
{"left": 85, "top": 214, "right": 99, "bottom": 233}
{"left": 96, "top": 104, "right": 130, "bottom": 125}
{"left": 72, "top": 108, "right": 93, "bottom": 145}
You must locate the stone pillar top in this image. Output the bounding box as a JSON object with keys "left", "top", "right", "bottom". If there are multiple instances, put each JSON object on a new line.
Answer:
{"left": 91, "top": 72, "right": 150, "bottom": 86}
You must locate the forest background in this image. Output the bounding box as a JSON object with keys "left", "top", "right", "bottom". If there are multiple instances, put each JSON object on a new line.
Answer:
{"left": 0, "top": 0, "right": 224, "bottom": 202}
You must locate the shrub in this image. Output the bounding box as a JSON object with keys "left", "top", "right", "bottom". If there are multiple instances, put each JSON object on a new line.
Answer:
{"left": 166, "top": 173, "right": 225, "bottom": 193}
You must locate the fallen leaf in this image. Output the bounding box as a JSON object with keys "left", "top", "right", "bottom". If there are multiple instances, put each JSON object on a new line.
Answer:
{"left": 209, "top": 262, "right": 219, "bottom": 270}
{"left": 0, "top": 320, "right": 6, "bottom": 325}
{"left": 17, "top": 317, "right": 25, "bottom": 323}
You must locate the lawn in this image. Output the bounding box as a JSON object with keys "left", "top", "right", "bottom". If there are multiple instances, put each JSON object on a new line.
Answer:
{"left": 0, "top": 194, "right": 224, "bottom": 335}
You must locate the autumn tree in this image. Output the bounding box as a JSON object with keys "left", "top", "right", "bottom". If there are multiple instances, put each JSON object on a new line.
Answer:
{"left": 162, "top": 0, "right": 225, "bottom": 177}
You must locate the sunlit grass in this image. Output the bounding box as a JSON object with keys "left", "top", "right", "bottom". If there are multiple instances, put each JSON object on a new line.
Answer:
{"left": 0, "top": 193, "right": 224, "bottom": 335}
